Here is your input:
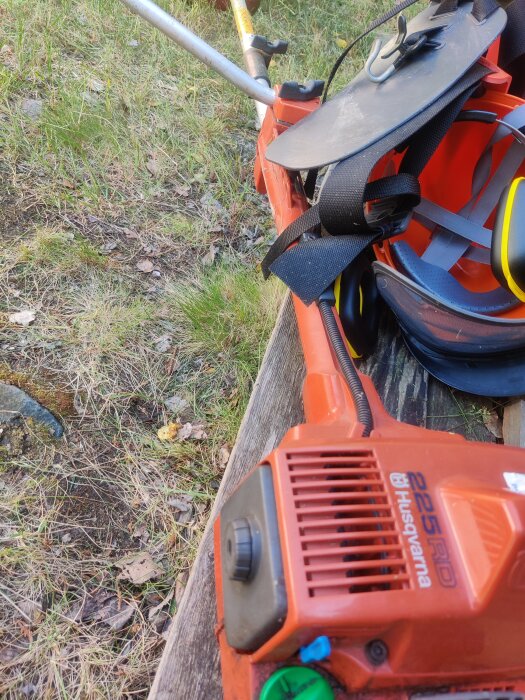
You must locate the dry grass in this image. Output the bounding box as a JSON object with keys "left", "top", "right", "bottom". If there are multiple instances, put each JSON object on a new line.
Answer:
{"left": 0, "top": 0, "right": 393, "bottom": 696}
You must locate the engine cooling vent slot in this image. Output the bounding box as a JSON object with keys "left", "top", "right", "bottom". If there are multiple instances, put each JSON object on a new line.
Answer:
{"left": 286, "top": 449, "right": 410, "bottom": 597}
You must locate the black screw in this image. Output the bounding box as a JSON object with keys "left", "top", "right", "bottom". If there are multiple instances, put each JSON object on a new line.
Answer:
{"left": 365, "top": 639, "right": 389, "bottom": 666}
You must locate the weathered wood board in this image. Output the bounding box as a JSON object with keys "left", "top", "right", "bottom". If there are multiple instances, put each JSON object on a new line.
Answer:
{"left": 149, "top": 299, "right": 496, "bottom": 700}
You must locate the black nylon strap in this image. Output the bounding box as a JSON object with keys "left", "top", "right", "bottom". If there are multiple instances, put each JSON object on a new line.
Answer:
{"left": 319, "top": 62, "right": 489, "bottom": 236}
{"left": 303, "top": 168, "right": 319, "bottom": 200}
{"left": 471, "top": 0, "right": 499, "bottom": 22}
{"left": 433, "top": 0, "right": 461, "bottom": 17}
{"left": 399, "top": 87, "right": 480, "bottom": 176}
{"left": 436, "top": 0, "right": 499, "bottom": 21}
{"left": 261, "top": 173, "right": 420, "bottom": 278}
{"left": 261, "top": 206, "right": 321, "bottom": 279}
{"left": 269, "top": 233, "right": 379, "bottom": 305}
{"left": 261, "top": 62, "right": 491, "bottom": 303}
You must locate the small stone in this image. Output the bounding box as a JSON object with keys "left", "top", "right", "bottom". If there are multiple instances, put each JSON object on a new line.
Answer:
{"left": 127, "top": 39, "right": 140, "bottom": 47}
{"left": 9, "top": 310, "right": 36, "bottom": 326}
{"left": 0, "top": 383, "right": 63, "bottom": 438}
{"left": 151, "top": 270, "right": 161, "bottom": 278}
{"left": 136, "top": 259, "right": 154, "bottom": 273}
{"left": 21, "top": 99, "right": 43, "bottom": 120}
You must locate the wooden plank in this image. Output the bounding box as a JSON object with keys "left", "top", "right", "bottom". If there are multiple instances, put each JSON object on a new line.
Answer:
{"left": 362, "top": 315, "right": 496, "bottom": 442}
{"left": 148, "top": 294, "right": 305, "bottom": 700}
{"left": 503, "top": 399, "right": 525, "bottom": 447}
{"left": 150, "top": 307, "right": 496, "bottom": 700}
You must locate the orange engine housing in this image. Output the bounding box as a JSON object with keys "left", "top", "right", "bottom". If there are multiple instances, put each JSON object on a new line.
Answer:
{"left": 215, "top": 420, "right": 525, "bottom": 699}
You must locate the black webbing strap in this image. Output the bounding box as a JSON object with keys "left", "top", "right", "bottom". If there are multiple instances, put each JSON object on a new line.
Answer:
{"left": 271, "top": 233, "right": 379, "bottom": 305}
{"left": 319, "top": 62, "right": 488, "bottom": 236}
{"left": 499, "top": 0, "right": 525, "bottom": 98}
{"left": 433, "top": 0, "right": 499, "bottom": 21}
{"left": 261, "top": 62, "right": 491, "bottom": 303}
{"left": 261, "top": 174, "right": 420, "bottom": 278}
{"left": 261, "top": 206, "right": 320, "bottom": 279}
{"left": 471, "top": 0, "right": 499, "bottom": 22}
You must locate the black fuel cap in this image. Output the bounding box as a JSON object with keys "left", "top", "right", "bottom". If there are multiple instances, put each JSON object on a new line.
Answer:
{"left": 224, "top": 517, "right": 258, "bottom": 581}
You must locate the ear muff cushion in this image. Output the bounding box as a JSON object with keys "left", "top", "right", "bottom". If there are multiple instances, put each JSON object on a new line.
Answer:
{"left": 492, "top": 177, "right": 525, "bottom": 302}
{"left": 335, "top": 254, "right": 380, "bottom": 359}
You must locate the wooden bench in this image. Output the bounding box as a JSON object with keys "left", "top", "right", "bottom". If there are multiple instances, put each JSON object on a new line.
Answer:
{"left": 149, "top": 294, "right": 508, "bottom": 700}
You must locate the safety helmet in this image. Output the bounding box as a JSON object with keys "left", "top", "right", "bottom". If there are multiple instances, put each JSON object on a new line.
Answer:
{"left": 373, "top": 88, "right": 525, "bottom": 397}
{"left": 262, "top": 0, "right": 525, "bottom": 397}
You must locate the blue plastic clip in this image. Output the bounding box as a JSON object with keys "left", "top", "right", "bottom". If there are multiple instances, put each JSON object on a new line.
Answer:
{"left": 299, "top": 636, "right": 331, "bottom": 664}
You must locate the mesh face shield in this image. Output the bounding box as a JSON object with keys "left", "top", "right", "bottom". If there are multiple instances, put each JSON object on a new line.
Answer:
{"left": 374, "top": 262, "right": 525, "bottom": 396}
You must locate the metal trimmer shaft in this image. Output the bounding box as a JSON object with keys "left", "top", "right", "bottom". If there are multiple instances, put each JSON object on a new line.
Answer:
{"left": 119, "top": 0, "right": 276, "bottom": 106}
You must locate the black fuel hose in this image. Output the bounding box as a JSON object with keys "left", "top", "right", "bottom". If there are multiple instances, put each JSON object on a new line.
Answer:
{"left": 318, "top": 300, "right": 373, "bottom": 437}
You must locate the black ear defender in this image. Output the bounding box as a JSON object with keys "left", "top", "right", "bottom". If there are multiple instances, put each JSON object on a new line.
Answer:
{"left": 492, "top": 177, "right": 525, "bottom": 303}
{"left": 335, "top": 253, "right": 381, "bottom": 359}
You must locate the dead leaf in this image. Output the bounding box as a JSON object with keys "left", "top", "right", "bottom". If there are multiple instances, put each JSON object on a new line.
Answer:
{"left": 132, "top": 524, "right": 149, "bottom": 543}
{"left": 16, "top": 599, "right": 40, "bottom": 623}
{"left": 16, "top": 620, "right": 33, "bottom": 642}
{"left": 174, "top": 183, "right": 190, "bottom": 197}
{"left": 164, "top": 395, "right": 189, "bottom": 414}
{"left": 191, "top": 425, "right": 207, "bottom": 440}
{"left": 115, "top": 551, "right": 163, "bottom": 585}
{"left": 147, "top": 585, "right": 175, "bottom": 629}
{"left": 176, "top": 422, "right": 193, "bottom": 441}
{"left": 218, "top": 444, "right": 230, "bottom": 467}
{"left": 9, "top": 310, "right": 36, "bottom": 326}
{"left": 483, "top": 409, "right": 503, "bottom": 439}
{"left": 0, "top": 44, "right": 16, "bottom": 69}
{"left": 154, "top": 334, "right": 172, "bottom": 353}
{"left": 167, "top": 497, "right": 191, "bottom": 512}
{"left": 67, "top": 590, "right": 135, "bottom": 630}
{"left": 202, "top": 244, "right": 218, "bottom": 266}
{"left": 146, "top": 156, "right": 159, "bottom": 177}
{"left": 157, "top": 422, "right": 180, "bottom": 441}
{"left": 136, "top": 259, "right": 154, "bottom": 273}
{"left": 87, "top": 77, "right": 105, "bottom": 93}
{"left": 166, "top": 352, "right": 180, "bottom": 376}
{"left": 177, "top": 422, "right": 207, "bottom": 441}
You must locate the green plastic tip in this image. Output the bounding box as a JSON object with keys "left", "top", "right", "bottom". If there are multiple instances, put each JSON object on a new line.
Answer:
{"left": 259, "top": 667, "right": 335, "bottom": 700}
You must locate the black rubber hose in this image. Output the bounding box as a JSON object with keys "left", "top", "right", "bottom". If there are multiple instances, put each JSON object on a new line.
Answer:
{"left": 318, "top": 300, "right": 374, "bottom": 437}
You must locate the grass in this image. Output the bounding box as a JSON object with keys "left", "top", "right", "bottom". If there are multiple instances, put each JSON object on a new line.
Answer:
{"left": 0, "top": 0, "right": 406, "bottom": 697}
